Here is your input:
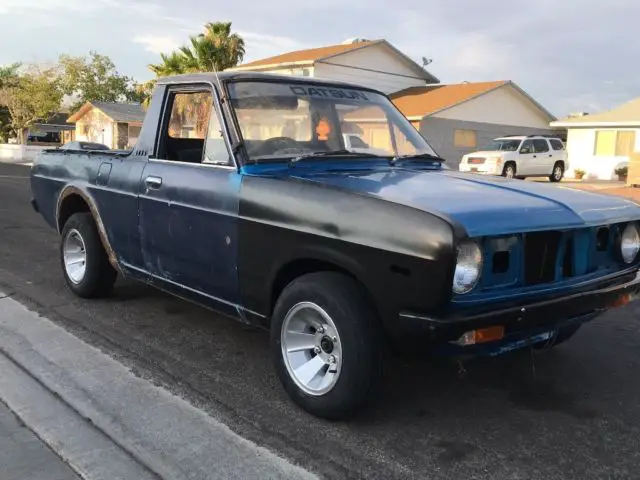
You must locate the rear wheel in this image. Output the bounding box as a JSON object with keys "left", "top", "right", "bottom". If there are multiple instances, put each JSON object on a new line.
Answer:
{"left": 502, "top": 163, "right": 517, "bottom": 179}
{"left": 271, "top": 272, "right": 382, "bottom": 420}
{"left": 549, "top": 162, "right": 564, "bottom": 182}
{"left": 60, "top": 212, "right": 117, "bottom": 298}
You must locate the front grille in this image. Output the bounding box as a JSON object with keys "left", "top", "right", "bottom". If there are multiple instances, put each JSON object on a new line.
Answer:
{"left": 524, "top": 231, "right": 563, "bottom": 285}
{"left": 468, "top": 157, "right": 485, "bottom": 164}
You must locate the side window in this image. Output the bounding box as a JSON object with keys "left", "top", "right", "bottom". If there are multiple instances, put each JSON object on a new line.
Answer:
{"left": 160, "top": 88, "right": 230, "bottom": 165}
{"left": 167, "top": 92, "right": 211, "bottom": 140}
{"left": 533, "top": 139, "right": 549, "bottom": 153}
{"left": 203, "top": 107, "right": 230, "bottom": 165}
{"left": 550, "top": 139, "right": 565, "bottom": 150}
{"left": 520, "top": 140, "right": 534, "bottom": 154}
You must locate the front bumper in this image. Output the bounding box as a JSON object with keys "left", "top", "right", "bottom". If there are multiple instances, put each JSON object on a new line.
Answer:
{"left": 397, "top": 269, "right": 640, "bottom": 351}
{"left": 459, "top": 164, "right": 500, "bottom": 175}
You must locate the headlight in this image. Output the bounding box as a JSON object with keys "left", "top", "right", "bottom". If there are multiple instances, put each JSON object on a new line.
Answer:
{"left": 620, "top": 223, "right": 640, "bottom": 264}
{"left": 453, "top": 240, "right": 483, "bottom": 294}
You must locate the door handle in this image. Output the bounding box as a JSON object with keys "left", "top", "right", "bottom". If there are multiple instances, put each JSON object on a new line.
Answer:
{"left": 549, "top": 154, "right": 553, "bottom": 157}
{"left": 145, "top": 176, "right": 162, "bottom": 189}
{"left": 533, "top": 155, "right": 537, "bottom": 158}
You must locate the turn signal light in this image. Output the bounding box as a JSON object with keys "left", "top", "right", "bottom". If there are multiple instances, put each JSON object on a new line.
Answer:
{"left": 455, "top": 326, "right": 505, "bottom": 346}
{"left": 611, "top": 294, "right": 631, "bottom": 308}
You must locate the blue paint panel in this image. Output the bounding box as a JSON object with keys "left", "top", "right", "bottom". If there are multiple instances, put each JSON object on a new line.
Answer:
{"left": 138, "top": 161, "right": 241, "bottom": 305}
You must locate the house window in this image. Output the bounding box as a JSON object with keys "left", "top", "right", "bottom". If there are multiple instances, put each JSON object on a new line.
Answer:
{"left": 454, "top": 129, "right": 477, "bottom": 148}
{"left": 615, "top": 131, "right": 636, "bottom": 156}
{"left": 595, "top": 130, "right": 636, "bottom": 156}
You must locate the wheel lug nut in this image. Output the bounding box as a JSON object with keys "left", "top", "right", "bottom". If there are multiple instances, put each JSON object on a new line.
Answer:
{"left": 331, "top": 336, "right": 337, "bottom": 343}
{"left": 328, "top": 355, "right": 336, "bottom": 364}
{"left": 314, "top": 346, "right": 321, "bottom": 354}
{"left": 316, "top": 326, "right": 324, "bottom": 334}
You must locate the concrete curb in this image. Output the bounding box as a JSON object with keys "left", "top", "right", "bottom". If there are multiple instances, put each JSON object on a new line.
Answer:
{"left": 0, "top": 293, "right": 316, "bottom": 480}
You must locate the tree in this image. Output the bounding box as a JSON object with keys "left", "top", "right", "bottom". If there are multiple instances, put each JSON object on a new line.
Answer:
{"left": 0, "top": 63, "right": 21, "bottom": 142}
{"left": 149, "top": 21, "right": 245, "bottom": 76}
{"left": 0, "top": 67, "right": 63, "bottom": 144}
{"left": 59, "top": 52, "right": 140, "bottom": 112}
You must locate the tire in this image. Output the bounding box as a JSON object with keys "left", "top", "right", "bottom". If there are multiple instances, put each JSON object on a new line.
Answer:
{"left": 271, "top": 272, "right": 383, "bottom": 420}
{"left": 502, "top": 163, "right": 516, "bottom": 179}
{"left": 532, "top": 324, "right": 581, "bottom": 350}
{"left": 549, "top": 162, "right": 564, "bottom": 182}
{"left": 60, "top": 212, "right": 117, "bottom": 298}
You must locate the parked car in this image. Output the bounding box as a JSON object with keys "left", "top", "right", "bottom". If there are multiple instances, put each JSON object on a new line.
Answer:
{"left": 60, "top": 141, "right": 110, "bottom": 151}
{"left": 459, "top": 135, "right": 567, "bottom": 181}
{"left": 30, "top": 73, "right": 640, "bottom": 419}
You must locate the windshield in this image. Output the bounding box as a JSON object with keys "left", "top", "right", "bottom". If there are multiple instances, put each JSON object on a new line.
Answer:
{"left": 227, "top": 81, "right": 437, "bottom": 162}
{"left": 482, "top": 139, "right": 521, "bottom": 152}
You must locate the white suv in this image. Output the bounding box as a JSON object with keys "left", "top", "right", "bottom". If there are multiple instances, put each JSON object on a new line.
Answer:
{"left": 459, "top": 135, "right": 567, "bottom": 182}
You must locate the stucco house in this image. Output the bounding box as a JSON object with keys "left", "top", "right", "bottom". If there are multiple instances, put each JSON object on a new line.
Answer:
{"left": 390, "top": 81, "right": 558, "bottom": 167}
{"left": 67, "top": 102, "right": 145, "bottom": 149}
{"left": 229, "top": 38, "right": 439, "bottom": 94}
{"left": 550, "top": 98, "right": 640, "bottom": 180}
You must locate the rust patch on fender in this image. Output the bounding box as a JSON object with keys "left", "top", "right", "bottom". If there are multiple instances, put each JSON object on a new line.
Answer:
{"left": 56, "top": 186, "right": 122, "bottom": 273}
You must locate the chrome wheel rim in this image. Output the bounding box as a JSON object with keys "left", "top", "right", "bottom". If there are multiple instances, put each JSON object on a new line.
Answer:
{"left": 506, "top": 167, "right": 514, "bottom": 178}
{"left": 63, "top": 229, "right": 87, "bottom": 284}
{"left": 554, "top": 166, "right": 562, "bottom": 180}
{"left": 281, "top": 302, "right": 342, "bottom": 396}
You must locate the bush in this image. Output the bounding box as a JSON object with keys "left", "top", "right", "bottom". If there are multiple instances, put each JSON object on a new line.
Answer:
{"left": 574, "top": 168, "right": 586, "bottom": 179}
{"left": 615, "top": 165, "right": 628, "bottom": 176}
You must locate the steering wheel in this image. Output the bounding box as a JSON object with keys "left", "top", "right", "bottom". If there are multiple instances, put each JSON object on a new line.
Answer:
{"left": 260, "top": 137, "right": 305, "bottom": 155}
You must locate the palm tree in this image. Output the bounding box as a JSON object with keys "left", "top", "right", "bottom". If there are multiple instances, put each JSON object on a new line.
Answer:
{"left": 202, "top": 21, "right": 245, "bottom": 71}
{"left": 148, "top": 22, "right": 245, "bottom": 77}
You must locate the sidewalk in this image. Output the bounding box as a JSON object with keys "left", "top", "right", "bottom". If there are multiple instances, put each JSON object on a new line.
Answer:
{"left": 0, "top": 291, "right": 316, "bottom": 480}
{"left": 0, "top": 400, "right": 80, "bottom": 480}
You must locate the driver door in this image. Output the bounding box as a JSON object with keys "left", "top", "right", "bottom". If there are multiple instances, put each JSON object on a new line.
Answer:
{"left": 137, "top": 85, "right": 242, "bottom": 311}
{"left": 517, "top": 139, "right": 536, "bottom": 176}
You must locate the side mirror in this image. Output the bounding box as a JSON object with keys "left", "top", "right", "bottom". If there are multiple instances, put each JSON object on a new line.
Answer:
{"left": 520, "top": 147, "right": 531, "bottom": 154}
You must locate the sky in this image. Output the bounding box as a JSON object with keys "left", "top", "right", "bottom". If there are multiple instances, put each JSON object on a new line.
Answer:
{"left": 0, "top": 0, "right": 637, "bottom": 117}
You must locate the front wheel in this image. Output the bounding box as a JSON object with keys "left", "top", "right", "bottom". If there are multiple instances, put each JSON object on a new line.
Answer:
{"left": 502, "top": 163, "right": 516, "bottom": 179}
{"left": 549, "top": 162, "right": 564, "bottom": 182}
{"left": 271, "top": 272, "right": 382, "bottom": 420}
{"left": 60, "top": 212, "right": 117, "bottom": 298}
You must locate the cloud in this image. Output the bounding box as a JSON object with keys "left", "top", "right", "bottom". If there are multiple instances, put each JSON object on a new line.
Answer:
{"left": 133, "top": 35, "right": 181, "bottom": 54}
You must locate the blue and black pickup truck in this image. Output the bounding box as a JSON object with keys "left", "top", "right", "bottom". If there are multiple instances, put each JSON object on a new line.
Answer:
{"left": 30, "top": 72, "right": 640, "bottom": 419}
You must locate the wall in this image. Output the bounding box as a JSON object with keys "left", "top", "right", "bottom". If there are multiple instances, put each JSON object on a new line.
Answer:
{"left": 433, "top": 85, "right": 553, "bottom": 128}
{"left": 418, "top": 117, "right": 557, "bottom": 169}
{"left": 313, "top": 44, "right": 427, "bottom": 94}
{"left": 260, "top": 66, "right": 314, "bottom": 77}
{"left": 564, "top": 127, "right": 639, "bottom": 180}
{"left": 0, "top": 144, "right": 49, "bottom": 163}
{"left": 74, "top": 108, "right": 114, "bottom": 148}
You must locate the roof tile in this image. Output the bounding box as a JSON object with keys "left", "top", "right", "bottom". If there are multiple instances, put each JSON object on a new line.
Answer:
{"left": 236, "top": 40, "right": 377, "bottom": 69}
{"left": 390, "top": 81, "right": 507, "bottom": 117}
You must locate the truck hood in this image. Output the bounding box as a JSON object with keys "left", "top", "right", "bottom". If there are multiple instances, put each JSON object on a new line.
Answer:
{"left": 288, "top": 168, "right": 640, "bottom": 237}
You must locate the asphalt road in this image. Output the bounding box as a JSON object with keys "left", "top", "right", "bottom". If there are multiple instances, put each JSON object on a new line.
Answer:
{"left": 1, "top": 162, "right": 640, "bottom": 480}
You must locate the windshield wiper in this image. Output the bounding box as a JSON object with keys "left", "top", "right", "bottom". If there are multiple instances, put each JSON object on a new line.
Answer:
{"left": 389, "top": 153, "right": 446, "bottom": 166}
{"left": 289, "top": 150, "right": 388, "bottom": 165}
